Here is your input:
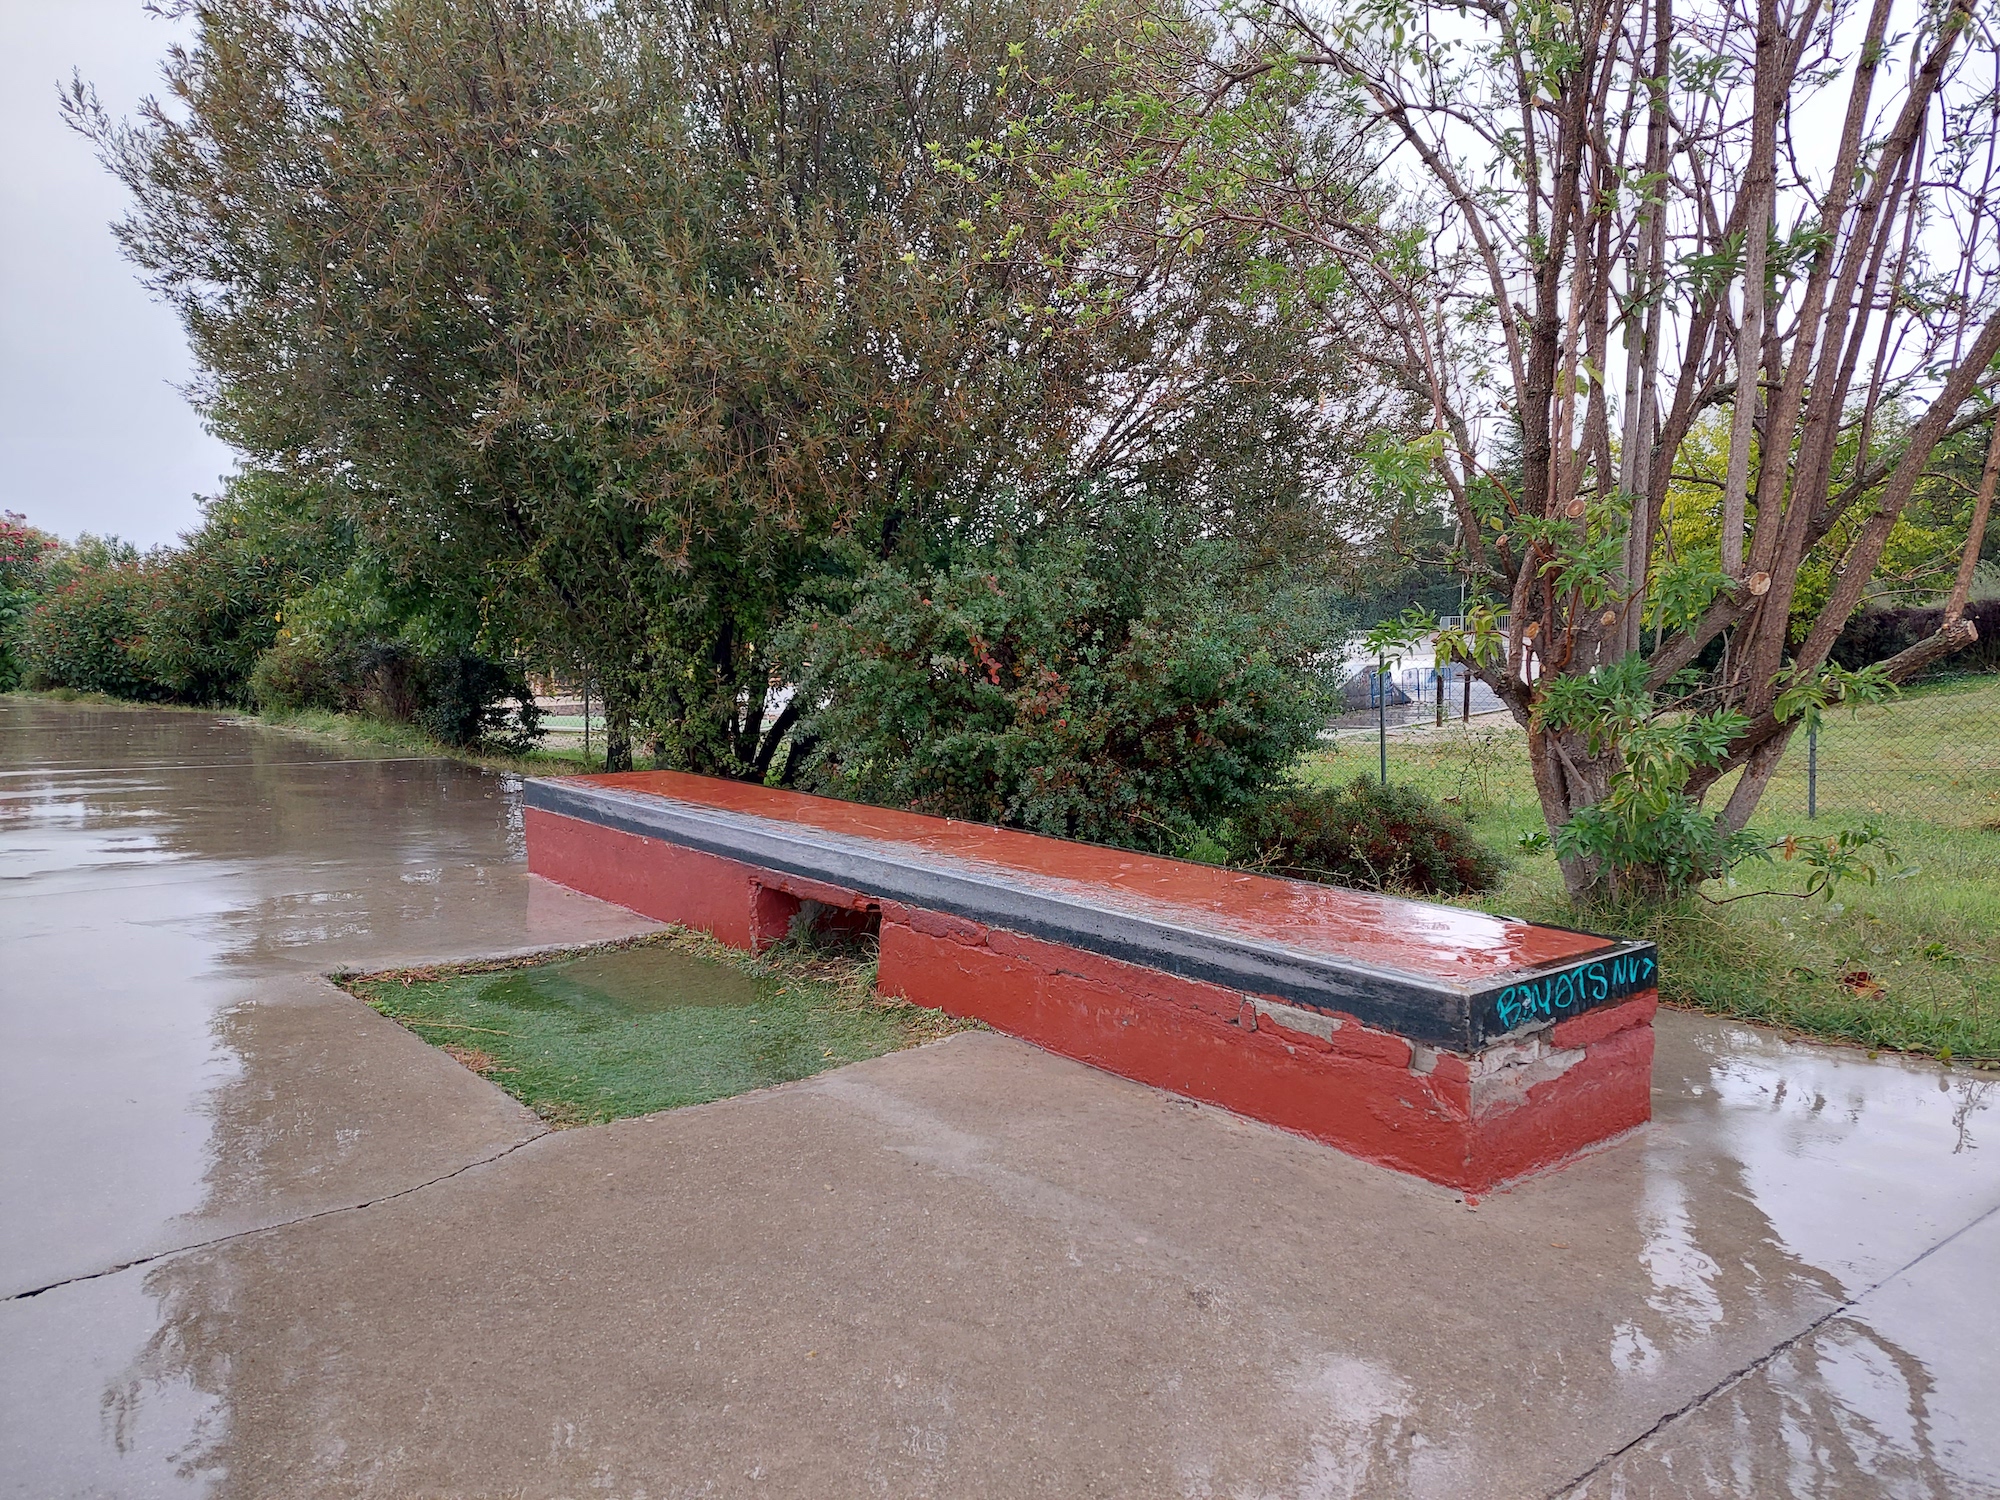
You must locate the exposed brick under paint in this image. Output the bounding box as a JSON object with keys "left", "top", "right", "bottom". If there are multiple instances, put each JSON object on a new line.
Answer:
{"left": 525, "top": 805, "right": 1653, "bottom": 1193}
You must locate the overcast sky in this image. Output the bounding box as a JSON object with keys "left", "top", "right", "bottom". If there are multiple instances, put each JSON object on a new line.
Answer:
{"left": 1, "top": 1, "right": 234, "bottom": 549}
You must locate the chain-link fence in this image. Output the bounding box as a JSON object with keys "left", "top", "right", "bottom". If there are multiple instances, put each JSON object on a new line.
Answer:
{"left": 1752, "top": 672, "right": 2000, "bottom": 832}
{"left": 1325, "top": 668, "right": 2000, "bottom": 835}
{"left": 1326, "top": 662, "right": 1504, "bottom": 735}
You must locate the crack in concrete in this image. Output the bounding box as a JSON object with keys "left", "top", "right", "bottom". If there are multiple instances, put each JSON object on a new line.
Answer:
{"left": 0, "top": 1032, "right": 917, "bottom": 1306}
{"left": 3, "top": 1126, "right": 550, "bottom": 1304}
{"left": 1547, "top": 1198, "right": 2000, "bottom": 1498}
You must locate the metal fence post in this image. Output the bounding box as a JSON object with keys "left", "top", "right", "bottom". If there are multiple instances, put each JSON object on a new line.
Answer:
{"left": 1807, "top": 720, "right": 1818, "bottom": 820}
{"left": 1377, "top": 658, "right": 1389, "bottom": 785}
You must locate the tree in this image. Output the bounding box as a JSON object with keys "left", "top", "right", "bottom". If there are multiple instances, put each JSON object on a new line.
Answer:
{"left": 139, "top": 475, "right": 339, "bottom": 706}
{"left": 777, "top": 500, "right": 1334, "bottom": 849}
{"left": 0, "top": 514, "right": 57, "bottom": 692}
{"left": 1655, "top": 407, "right": 1998, "bottom": 635}
{"left": 1037, "top": 0, "right": 2000, "bottom": 899}
{"left": 79, "top": 0, "right": 1392, "bottom": 776}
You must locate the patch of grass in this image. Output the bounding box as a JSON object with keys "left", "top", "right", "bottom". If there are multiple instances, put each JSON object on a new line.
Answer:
{"left": 1300, "top": 678, "right": 2000, "bottom": 1062}
{"left": 339, "top": 928, "right": 971, "bottom": 1125}
{"left": 11, "top": 688, "right": 206, "bottom": 711}
{"left": 13, "top": 691, "right": 603, "bottom": 774}
{"left": 253, "top": 705, "right": 605, "bottom": 775}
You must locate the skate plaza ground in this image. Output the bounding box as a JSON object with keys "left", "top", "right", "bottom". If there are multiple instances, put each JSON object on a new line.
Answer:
{"left": 3, "top": 697, "right": 1997, "bottom": 1498}
{"left": 523, "top": 770, "right": 1661, "bottom": 1195}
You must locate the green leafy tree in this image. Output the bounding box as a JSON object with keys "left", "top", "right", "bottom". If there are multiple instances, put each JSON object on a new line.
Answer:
{"left": 1018, "top": 0, "right": 2000, "bottom": 901}
{"left": 778, "top": 505, "right": 1333, "bottom": 850}
{"left": 77, "top": 0, "right": 1387, "bottom": 778}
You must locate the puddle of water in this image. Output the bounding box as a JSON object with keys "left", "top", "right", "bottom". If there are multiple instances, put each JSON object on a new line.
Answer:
{"left": 475, "top": 946, "right": 764, "bottom": 1016}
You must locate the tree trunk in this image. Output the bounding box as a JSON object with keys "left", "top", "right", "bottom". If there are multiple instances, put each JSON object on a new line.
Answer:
{"left": 1527, "top": 724, "right": 1617, "bottom": 902}
{"left": 1721, "top": 0, "right": 1781, "bottom": 577}
{"left": 602, "top": 692, "right": 634, "bottom": 773}
{"left": 1944, "top": 417, "right": 2000, "bottom": 623}
{"left": 1720, "top": 723, "right": 1793, "bottom": 832}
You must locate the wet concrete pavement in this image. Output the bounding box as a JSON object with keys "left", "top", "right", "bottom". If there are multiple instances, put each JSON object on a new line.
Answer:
{"left": 0, "top": 701, "right": 653, "bottom": 1302}
{"left": 3, "top": 698, "right": 1996, "bottom": 1499}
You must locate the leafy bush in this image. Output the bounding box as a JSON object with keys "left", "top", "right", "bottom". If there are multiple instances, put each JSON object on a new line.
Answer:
{"left": 350, "top": 641, "right": 425, "bottom": 721}
{"left": 780, "top": 520, "right": 1333, "bottom": 852}
{"left": 249, "top": 638, "right": 364, "bottom": 713}
{"left": 249, "top": 637, "right": 540, "bottom": 750}
{"left": 1228, "top": 778, "right": 1503, "bottom": 895}
{"left": 22, "top": 565, "right": 164, "bottom": 699}
{"left": 1530, "top": 652, "right": 1770, "bottom": 898}
{"left": 1530, "top": 652, "right": 1898, "bottom": 899}
{"left": 406, "top": 650, "right": 542, "bottom": 751}
{"left": 12, "top": 480, "right": 352, "bottom": 707}
{"left": 139, "top": 500, "right": 309, "bottom": 705}
{"left": 0, "top": 513, "right": 55, "bottom": 692}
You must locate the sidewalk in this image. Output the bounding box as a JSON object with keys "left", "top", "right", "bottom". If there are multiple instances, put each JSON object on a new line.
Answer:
{"left": 4, "top": 697, "right": 1995, "bottom": 1498}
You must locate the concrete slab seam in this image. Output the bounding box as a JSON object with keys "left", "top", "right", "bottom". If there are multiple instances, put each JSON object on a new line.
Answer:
{"left": 1544, "top": 1196, "right": 2000, "bottom": 1498}
{"left": 2, "top": 1126, "right": 550, "bottom": 1304}
{"left": 2, "top": 1029, "right": 986, "bottom": 1305}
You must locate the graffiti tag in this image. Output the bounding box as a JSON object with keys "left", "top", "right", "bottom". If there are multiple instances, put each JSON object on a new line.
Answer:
{"left": 1489, "top": 951, "right": 1657, "bottom": 1034}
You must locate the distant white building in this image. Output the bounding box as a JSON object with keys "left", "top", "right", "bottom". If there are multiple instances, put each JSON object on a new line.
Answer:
{"left": 1335, "top": 624, "right": 1512, "bottom": 717}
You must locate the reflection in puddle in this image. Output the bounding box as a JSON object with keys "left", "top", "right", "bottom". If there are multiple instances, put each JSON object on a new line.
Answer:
{"left": 1609, "top": 1321, "right": 1662, "bottom": 1377}
{"left": 1810, "top": 1322, "right": 1933, "bottom": 1482}
{"left": 1949, "top": 1078, "right": 1992, "bottom": 1155}
{"left": 1585, "top": 1314, "right": 1978, "bottom": 1499}
{"left": 1636, "top": 1177, "right": 1726, "bottom": 1340}
{"left": 102, "top": 1257, "right": 233, "bottom": 1496}
{"left": 1666, "top": 1026, "right": 1998, "bottom": 1295}
{"left": 1252, "top": 1351, "right": 1424, "bottom": 1497}
{"left": 2, "top": 1258, "right": 223, "bottom": 1500}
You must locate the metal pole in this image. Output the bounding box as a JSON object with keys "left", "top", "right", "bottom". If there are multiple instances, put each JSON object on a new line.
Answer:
{"left": 1377, "top": 658, "right": 1389, "bottom": 785}
{"left": 1807, "top": 720, "right": 1818, "bottom": 820}
{"left": 1435, "top": 668, "right": 1445, "bottom": 728}
{"left": 1463, "top": 664, "right": 1471, "bottom": 723}
{"left": 583, "top": 680, "right": 592, "bottom": 762}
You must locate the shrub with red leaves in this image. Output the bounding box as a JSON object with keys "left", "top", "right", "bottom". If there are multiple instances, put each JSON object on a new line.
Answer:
{"left": 21, "top": 564, "right": 165, "bottom": 700}
{"left": 0, "top": 513, "right": 57, "bottom": 691}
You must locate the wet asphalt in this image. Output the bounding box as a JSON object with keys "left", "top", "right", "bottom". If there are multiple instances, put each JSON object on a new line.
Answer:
{"left": 1, "top": 697, "right": 1996, "bottom": 1499}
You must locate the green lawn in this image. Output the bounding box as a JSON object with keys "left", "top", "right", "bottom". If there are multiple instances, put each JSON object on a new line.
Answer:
{"left": 1301, "top": 676, "right": 2000, "bottom": 1062}
{"left": 251, "top": 705, "right": 607, "bottom": 774}
{"left": 342, "top": 930, "right": 969, "bottom": 1125}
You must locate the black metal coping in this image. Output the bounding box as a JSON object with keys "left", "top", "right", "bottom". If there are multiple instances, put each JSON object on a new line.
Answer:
{"left": 526, "top": 778, "right": 1657, "bottom": 1053}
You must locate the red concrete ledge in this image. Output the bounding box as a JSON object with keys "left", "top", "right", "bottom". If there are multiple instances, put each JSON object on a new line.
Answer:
{"left": 523, "top": 772, "right": 1657, "bottom": 1193}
